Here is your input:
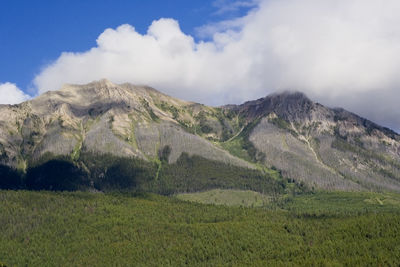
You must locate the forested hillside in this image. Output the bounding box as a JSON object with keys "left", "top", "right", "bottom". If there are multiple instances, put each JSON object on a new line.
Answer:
{"left": 1, "top": 190, "right": 399, "bottom": 266}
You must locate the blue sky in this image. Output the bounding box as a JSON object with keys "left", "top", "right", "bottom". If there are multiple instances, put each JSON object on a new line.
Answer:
{"left": 0, "top": 0, "right": 251, "bottom": 93}
{"left": 0, "top": 0, "right": 399, "bottom": 131}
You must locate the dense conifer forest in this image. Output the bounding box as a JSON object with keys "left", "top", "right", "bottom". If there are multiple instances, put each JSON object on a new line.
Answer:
{"left": 1, "top": 190, "right": 400, "bottom": 266}
{"left": 0, "top": 152, "right": 298, "bottom": 196}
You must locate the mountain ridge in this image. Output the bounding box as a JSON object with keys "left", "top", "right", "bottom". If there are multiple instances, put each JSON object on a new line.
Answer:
{"left": 1, "top": 80, "right": 399, "bottom": 193}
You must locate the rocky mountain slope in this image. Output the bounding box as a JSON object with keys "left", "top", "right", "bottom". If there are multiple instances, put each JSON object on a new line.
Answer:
{"left": 228, "top": 92, "right": 400, "bottom": 191}
{"left": 0, "top": 79, "right": 249, "bottom": 169}
{"left": 0, "top": 80, "right": 399, "bottom": 192}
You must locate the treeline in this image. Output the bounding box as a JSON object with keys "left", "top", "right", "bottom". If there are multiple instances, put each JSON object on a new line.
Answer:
{"left": 0, "top": 152, "right": 295, "bottom": 195}
{"left": 145, "top": 153, "right": 287, "bottom": 195}
{"left": 0, "top": 154, "right": 155, "bottom": 192}
{"left": 0, "top": 157, "right": 89, "bottom": 191}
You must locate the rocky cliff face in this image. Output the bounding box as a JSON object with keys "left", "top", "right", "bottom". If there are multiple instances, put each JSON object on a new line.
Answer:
{"left": 225, "top": 92, "right": 400, "bottom": 191}
{"left": 1, "top": 80, "right": 399, "bottom": 192}
{"left": 0, "top": 79, "right": 250, "bottom": 171}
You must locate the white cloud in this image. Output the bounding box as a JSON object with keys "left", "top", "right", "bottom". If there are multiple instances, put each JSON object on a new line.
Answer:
{"left": 34, "top": 0, "right": 400, "bottom": 131}
{"left": 0, "top": 82, "right": 30, "bottom": 105}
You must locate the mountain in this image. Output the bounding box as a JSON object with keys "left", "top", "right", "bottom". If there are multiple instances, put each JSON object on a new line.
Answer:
{"left": 228, "top": 92, "right": 400, "bottom": 191}
{"left": 0, "top": 79, "right": 249, "bottom": 168}
{"left": 0, "top": 79, "right": 399, "bottom": 193}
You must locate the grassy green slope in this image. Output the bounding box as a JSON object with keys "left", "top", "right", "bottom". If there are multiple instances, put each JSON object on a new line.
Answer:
{"left": 1, "top": 190, "right": 400, "bottom": 266}
{"left": 176, "top": 189, "right": 271, "bottom": 207}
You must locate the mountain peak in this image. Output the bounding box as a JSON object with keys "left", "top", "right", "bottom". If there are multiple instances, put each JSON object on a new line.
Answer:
{"left": 232, "top": 90, "right": 318, "bottom": 121}
{"left": 87, "top": 78, "right": 116, "bottom": 88}
{"left": 59, "top": 79, "right": 115, "bottom": 92}
{"left": 55, "top": 79, "right": 157, "bottom": 104}
{"left": 269, "top": 90, "right": 310, "bottom": 100}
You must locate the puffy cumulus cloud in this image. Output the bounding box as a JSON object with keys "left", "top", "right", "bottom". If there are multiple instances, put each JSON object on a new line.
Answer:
{"left": 0, "top": 82, "right": 30, "bottom": 105}
{"left": 34, "top": 0, "right": 400, "bottom": 131}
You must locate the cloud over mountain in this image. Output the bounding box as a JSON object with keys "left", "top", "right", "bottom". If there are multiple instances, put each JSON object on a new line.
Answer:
{"left": 34, "top": 0, "right": 400, "bottom": 131}
{"left": 0, "top": 82, "right": 30, "bottom": 104}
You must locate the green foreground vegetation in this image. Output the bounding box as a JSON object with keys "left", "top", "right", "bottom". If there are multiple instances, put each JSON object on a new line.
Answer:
{"left": 176, "top": 189, "right": 271, "bottom": 207}
{"left": 1, "top": 190, "right": 400, "bottom": 266}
